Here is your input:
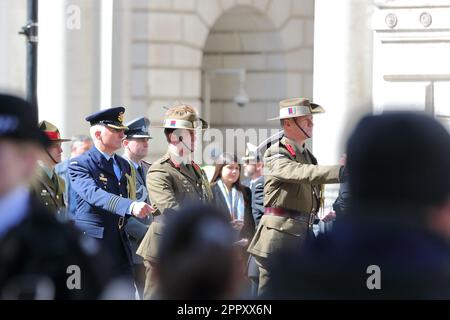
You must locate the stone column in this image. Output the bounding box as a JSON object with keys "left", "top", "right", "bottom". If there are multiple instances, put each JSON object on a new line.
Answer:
{"left": 38, "top": 0, "right": 102, "bottom": 157}
{"left": 312, "top": 0, "right": 374, "bottom": 211}
{"left": 0, "top": 0, "right": 27, "bottom": 95}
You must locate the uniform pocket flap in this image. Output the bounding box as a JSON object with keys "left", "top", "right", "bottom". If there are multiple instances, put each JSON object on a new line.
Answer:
{"left": 262, "top": 216, "right": 306, "bottom": 236}
{"left": 153, "top": 221, "right": 165, "bottom": 235}
{"left": 75, "top": 220, "right": 104, "bottom": 239}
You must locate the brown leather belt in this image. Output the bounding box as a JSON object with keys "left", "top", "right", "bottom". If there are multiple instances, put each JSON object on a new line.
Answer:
{"left": 265, "top": 207, "right": 316, "bottom": 226}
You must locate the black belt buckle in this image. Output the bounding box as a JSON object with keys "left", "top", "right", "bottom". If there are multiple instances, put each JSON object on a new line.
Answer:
{"left": 118, "top": 216, "right": 125, "bottom": 229}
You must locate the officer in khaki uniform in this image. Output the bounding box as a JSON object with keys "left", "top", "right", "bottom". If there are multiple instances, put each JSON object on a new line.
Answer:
{"left": 30, "top": 121, "right": 70, "bottom": 218}
{"left": 247, "top": 98, "right": 345, "bottom": 295}
{"left": 137, "top": 104, "right": 213, "bottom": 299}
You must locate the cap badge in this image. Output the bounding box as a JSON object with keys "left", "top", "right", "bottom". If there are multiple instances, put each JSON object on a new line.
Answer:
{"left": 117, "top": 112, "right": 124, "bottom": 123}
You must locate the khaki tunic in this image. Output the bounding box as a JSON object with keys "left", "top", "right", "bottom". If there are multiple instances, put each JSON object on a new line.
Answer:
{"left": 136, "top": 153, "right": 213, "bottom": 262}
{"left": 30, "top": 166, "right": 66, "bottom": 216}
{"left": 248, "top": 136, "right": 341, "bottom": 259}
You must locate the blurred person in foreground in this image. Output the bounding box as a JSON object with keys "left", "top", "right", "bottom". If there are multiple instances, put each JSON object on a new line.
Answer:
{"left": 55, "top": 135, "right": 93, "bottom": 219}
{"left": 267, "top": 112, "right": 450, "bottom": 299}
{"left": 0, "top": 94, "right": 107, "bottom": 299}
{"left": 156, "top": 204, "right": 241, "bottom": 300}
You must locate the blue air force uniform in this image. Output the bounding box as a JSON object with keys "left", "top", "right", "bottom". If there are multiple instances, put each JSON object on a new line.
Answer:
{"left": 69, "top": 107, "right": 136, "bottom": 290}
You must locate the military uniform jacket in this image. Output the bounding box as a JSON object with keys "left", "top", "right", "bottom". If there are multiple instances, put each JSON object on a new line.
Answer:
{"left": 30, "top": 166, "right": 66, "bottom": 216}
{"left": 248, "top": 136, "right": 341, "bottom": 259}
{"left": 68, "top": 147, "right": 135, "bottom": 269}
{"left": 137, "top": 153, "right": 213, "bottom": 262}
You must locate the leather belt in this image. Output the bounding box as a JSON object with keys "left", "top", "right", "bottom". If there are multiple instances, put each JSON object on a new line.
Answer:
{"left": 264, "top": 207, "right": 316, "bottom": 227}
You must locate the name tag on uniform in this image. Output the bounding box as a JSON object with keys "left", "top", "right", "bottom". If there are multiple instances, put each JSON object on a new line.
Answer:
{"left": 40, "top": 190, "right": 48, "bottom": 196}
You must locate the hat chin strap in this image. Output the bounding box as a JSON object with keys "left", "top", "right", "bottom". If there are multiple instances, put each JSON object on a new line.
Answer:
{"left": 293, "top": 118, "right": 310, "bottom": 139}
{"left": 179, "top": 136, "right": 193, "bottom": 153}
{"left": 45, "top": 148, "right": 58, "bottom": 165}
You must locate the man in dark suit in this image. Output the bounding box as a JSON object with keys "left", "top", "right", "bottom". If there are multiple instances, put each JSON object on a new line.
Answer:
{"left": 69, "top": 107, "right": 153, "bottom": 299}
{"left": 0, "top": 94, "right": 107, "bottom": 299}
{"left": 242, "top": 149, "right": 264, "bottom": 297}
{"left": 122, "top": 116, "right": 152, "bottom": 299}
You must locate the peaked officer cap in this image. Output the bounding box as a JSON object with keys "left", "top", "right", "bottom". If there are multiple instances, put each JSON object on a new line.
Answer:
{"left": 124, "top": 116, "right": 151, "bottom": 139}
{"left": 85, "top": 107, "right": 129, "bottom": 130}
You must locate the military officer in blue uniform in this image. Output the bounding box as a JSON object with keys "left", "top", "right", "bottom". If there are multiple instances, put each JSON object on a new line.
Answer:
{"left": 122, "top": 116, "right": 152, "bottom": 299}
{"left": 69, "top": 107, "right": 153, "bottom": 299}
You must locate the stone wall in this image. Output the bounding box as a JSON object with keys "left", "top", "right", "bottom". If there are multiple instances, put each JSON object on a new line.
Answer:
{"left": 373, "top": 0, "right": 450, "bottom": 130}
{"left": 129, "top": 0, "right": 315, "bottom": 160}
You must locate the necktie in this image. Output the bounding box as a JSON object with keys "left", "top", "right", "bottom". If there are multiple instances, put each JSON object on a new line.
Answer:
{"left": 110, "top": 156, "right": 121, "bottom": 181}
{"left": 51, "top": 171, "right": 59, "bottom": 191}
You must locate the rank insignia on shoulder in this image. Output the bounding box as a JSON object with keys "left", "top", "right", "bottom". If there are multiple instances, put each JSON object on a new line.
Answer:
{"left": 285, "top": 143, "right": 296, "bottom": 157}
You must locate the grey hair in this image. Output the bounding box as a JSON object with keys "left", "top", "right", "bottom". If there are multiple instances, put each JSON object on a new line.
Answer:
{"left": 89, "top": 125, "right": 104, "bottom": 141}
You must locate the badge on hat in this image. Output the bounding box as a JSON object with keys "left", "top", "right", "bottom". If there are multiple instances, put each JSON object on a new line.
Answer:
{"left": 124, "top": 116, "right": 152, "bottom": 139}
{"left": 85, "top": 107, "right": 129, "bottom": 130}
{"left": 268, "top": 97, "right": 325, "bottom": 121}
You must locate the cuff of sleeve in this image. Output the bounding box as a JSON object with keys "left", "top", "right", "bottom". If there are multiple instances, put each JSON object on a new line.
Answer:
{"left": 107, "top": 195, "right": 133, "bottom": 216}
{"left": 127, "top": 202, "right": 135, "bottom": 216}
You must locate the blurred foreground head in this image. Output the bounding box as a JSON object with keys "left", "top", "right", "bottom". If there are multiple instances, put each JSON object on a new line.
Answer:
{"left": 157, "top": 204, "right": 239, "bottom": 299}
{"left": 347, "top": 112, "right": 450, "bottom": 213}
{"left": 0, "top": 94, "right": 49, "bottom": 196}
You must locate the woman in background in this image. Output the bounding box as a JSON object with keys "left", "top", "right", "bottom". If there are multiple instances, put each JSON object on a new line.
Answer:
{"left": 210, "top": 153, "right": 255, "bottom": 243}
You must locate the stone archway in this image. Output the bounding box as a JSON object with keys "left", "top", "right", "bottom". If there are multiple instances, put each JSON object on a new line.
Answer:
{"left": 202, "top": 5, "right": 285, "bottom": 134}
{"left": 128, "top": 0, "right": 315, "bottom": 160}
